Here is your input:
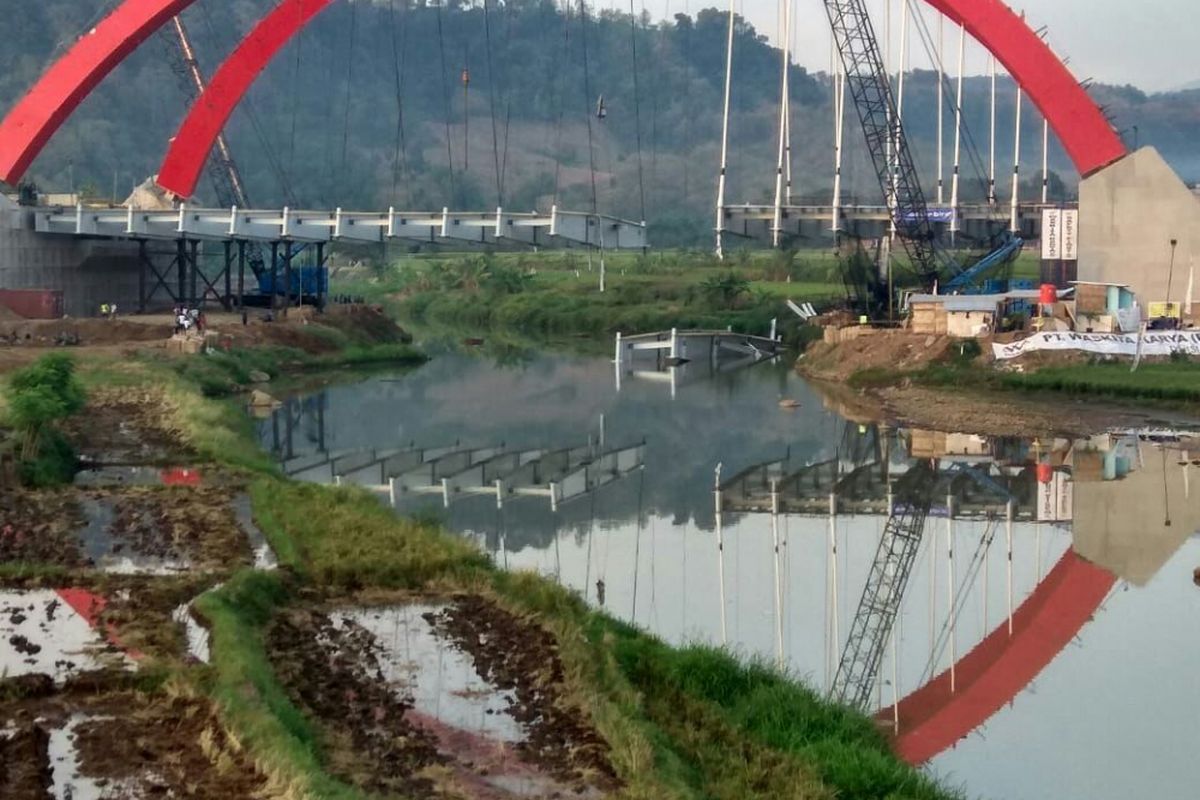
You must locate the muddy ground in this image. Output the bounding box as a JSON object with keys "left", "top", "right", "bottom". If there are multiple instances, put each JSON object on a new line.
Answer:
{"left": 0, "top": 491, "right": 87, "bottom": 567}
{"left": 268, "top": 594, "right": 619, "bottom": 800}
{"left": 62, "top": 387, "right": 193, "bottom": 466}
{"left": 0, "top": 691, "right": 266, "bottom": 800}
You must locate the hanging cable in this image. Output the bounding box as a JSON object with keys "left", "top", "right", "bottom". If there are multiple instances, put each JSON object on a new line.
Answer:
{"left": 434, "top": 0, "right": 459, "bottom": 205}
{"left": 482, "top": 0, "right": 504, "bottom": 206}
{"left": 579, "top": 0, "right": 600, "bottom": 216}
{"left": 338, "top": 0, "right": 359, "bottom": 187}
{"left": 551, "top": 2, "right": 572, "bottom": 208}
{"left": 388, "top": 0, "right": 411, "bottom": 207}
{"left": 627, "top": 0, "right": 647, "bottom": 223}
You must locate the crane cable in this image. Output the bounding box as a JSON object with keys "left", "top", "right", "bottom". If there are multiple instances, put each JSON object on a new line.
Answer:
{"left": 627, "top": 0, "right": 647, "bottom": 224}
{"left": 551, "top": 2, "right": 573, "bottom": 208}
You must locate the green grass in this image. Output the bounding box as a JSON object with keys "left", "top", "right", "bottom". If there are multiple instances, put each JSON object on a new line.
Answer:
{"left": 996, "top": 361, "right": 1200, "bottom": 402}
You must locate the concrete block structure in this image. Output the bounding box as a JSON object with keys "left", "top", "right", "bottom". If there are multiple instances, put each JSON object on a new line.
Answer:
{"left": 0, "top": 196, "right": 142, "bottom": 317}
{"left": 1079, "top": 147, "right": 1200, "bottom": 313}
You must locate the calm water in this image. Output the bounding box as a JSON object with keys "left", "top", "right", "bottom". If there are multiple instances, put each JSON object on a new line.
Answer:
{"left": 260, "top": 346, "right": 1200, "bottom": 800}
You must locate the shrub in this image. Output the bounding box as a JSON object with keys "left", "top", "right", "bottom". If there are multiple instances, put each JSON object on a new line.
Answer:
{"left": 3, "top": 354, "right": 86, "bottom": 485}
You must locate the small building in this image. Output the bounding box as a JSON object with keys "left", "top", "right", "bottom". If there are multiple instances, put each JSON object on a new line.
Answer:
{"left": 909, "top": 294, "right": 1004, "bottom": 338}
{"left": 1069, "top": 281, "right": 1138, "bottom": 332}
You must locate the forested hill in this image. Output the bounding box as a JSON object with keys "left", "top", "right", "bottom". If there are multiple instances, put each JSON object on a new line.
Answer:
{"left": 1, "top": 0, "right": 1196, "bottom": 246}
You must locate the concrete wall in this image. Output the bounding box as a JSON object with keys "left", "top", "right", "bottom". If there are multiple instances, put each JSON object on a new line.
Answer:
{"left": 0, "top": 199, "right": 143, "bottom": 318}
{"left": 1079, "top": 147, "right": 1200, "bottom": 312}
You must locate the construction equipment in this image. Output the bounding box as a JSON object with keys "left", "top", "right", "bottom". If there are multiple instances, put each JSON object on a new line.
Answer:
{"left": 822, "top": 0, "right": 1019, "bottom": 296}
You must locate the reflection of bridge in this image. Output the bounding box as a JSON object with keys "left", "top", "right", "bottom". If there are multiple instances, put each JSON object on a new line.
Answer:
{"left": 614, "top": 329, "right": 783, "bottom": 395}
{"left": 710, "top": 427, "right": 1200, "bottom": 764}
{"left": 268, "top": 394, "right": 645, "bottom": 511}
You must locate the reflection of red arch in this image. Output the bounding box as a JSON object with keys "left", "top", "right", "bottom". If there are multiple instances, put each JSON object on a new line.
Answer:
{"left": 0, "top": 0, "right": 197, "bottom": 185}
{"left": 878, "top": 550, "right": 1115, "bottom": 764}
{"left": 157, "top": 0, "right": 1128, "bottom": 199}
{"left": 157, "top": 0, "right": 334, "bottom": 198}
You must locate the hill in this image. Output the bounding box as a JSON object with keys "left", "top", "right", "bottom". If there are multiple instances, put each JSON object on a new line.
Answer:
{"left": 0, "top": 0, "right": 1195, "bottom": 246}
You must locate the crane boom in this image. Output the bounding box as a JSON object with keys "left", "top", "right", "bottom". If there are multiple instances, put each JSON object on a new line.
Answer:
{"left": 822, "top": 0, "right": 950, "bottom": 285}
{"left": 830, "top": 461, "right": 936, "bottom": 709}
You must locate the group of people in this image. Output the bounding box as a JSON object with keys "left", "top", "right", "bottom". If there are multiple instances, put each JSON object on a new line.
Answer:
{"left": 174, "top": 305, "right": 207, "bottom": 335}
{"left": 98, "top": 303, "right": 118, "bottom": 319}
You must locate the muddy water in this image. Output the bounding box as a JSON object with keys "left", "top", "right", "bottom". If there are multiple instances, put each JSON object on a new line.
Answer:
{"left": 263, "top": 348, "right": 1200, "bottom": 800}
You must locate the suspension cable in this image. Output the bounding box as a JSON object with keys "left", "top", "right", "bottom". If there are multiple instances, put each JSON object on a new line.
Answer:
{"left": 338, "top": 0, "right": 359, "bottom": 185}
{"left": 579, "top": 0, "right": 600, "bottom": 215}
{"left": 387, "top": 0, "right": 411, "bottom": 207}
{"left": 434, "top": 0, "right": 459, "bottom": 205}
{"left": 627, "top": 0, "right": 647, "bottom": 223}
{"left": 551, "top": 3, "right": 572, "bottom": 208}
{"left": 482, "top": 0, "right": 504, "bottom": 206}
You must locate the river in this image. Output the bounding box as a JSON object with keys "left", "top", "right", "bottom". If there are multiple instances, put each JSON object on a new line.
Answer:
{"left": 260, "top": 345, "right": 1200, "bottom": 800}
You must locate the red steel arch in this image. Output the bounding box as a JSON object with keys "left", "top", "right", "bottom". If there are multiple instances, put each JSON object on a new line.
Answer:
{"left": 878, "top": 550, "right": 1115, "bottom": 764}
{"left": 926, "top": 0, "right": 1127, "bottom": 176}
{"left": 156, "top": 0, "right": 334, "bottom": 198}
{"left": 0, "top": 0, "right": 198, "bottom": 185}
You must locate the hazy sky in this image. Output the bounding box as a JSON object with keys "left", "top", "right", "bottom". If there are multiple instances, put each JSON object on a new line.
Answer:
{"left": 617, "top": 0, "right": 1198, "bottom": 92}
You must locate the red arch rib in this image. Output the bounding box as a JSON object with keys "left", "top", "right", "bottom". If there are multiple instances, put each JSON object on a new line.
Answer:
{"left": 157, "top": 0, "right": 334, "bottom": 198}
{"left": 925, "top": 0, "right": 1127, "bottom": 176}
{"left": 0, "top": 0, "right": 198, "bottom": 185}
{"left": 878, "top": 550, "right": 1115, "bottom": 764}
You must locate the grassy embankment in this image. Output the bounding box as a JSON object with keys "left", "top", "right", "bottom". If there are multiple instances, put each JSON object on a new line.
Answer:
{"left": 336, "top": 247, "right": 1043, "bottom": 344}
{"left": 37, "top": 343, "right": 963, "bottom": 799}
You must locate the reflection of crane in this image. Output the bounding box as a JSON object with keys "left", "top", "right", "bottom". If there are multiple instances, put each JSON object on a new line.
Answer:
{"left": 831, "top": 460, "right": 936, "bottom": 709}
{"left": 822, "top": 0, "right": 1019, "bottom": 294}
{"left": 161, "top": 16, "right": 266, "bottom": 279}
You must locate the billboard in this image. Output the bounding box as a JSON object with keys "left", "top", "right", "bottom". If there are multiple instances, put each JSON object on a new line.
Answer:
{"left": 1041, "top": 208, "right": 1078, "bottom": 261}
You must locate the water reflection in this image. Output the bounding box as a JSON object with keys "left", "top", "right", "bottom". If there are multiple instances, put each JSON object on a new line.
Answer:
{"left": 259, "top": 351, "right": 1200, "bottom": 800}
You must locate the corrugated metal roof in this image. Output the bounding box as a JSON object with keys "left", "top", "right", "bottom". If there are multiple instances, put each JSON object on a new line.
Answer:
{"left": 943, "top": 296, "right": 1002, "bottom": 312}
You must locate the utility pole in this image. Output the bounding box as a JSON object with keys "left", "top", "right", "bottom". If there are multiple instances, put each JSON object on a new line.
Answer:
{"left": 462, "top": 63, "right": 470, "bottom": 173}
{"left": 1166, "top": 238, "right": 1179, "bottom": 321}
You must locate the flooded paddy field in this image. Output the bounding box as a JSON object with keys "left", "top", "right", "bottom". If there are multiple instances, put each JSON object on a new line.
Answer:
{"left": 267, "top": 594, "right": 618, "bottom": 799}
{"left": 265, "top": 348, "right": 1200, "bottom": 800}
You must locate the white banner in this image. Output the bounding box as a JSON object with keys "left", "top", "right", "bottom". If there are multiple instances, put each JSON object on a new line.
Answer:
{"left": 1037, "top": 472, "right": 1074, "bottom": 522}
{"left": 992, "top": 331, "right": 1200, "bottom": 360}
{"left": 1041, "top": 208, "right": 1062, "bottom": 260}
{"left": 1062, "top": 209, "right": 1079, "bottom": 261}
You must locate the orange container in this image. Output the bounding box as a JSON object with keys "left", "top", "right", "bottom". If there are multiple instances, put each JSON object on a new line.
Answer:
{"left": 1039, "top": 283, "right": 1057, "bottom": 305}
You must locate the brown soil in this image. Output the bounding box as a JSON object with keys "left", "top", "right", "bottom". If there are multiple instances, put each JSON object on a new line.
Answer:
{"left": 96, "top": 486, "right": 253, "bottom": 570}
{"left": 0, "top": 693, "right": 266, "bottom": 799}
{"left": 429, "top": 596, "right": 620, "bottom": 791}
{"left": 268, "top": 607, "right": 447, "bottom": 798}
{"left": 62, "top": 387, "right": 193, "bottom": 465}
{"left": 0, "top": 490, "right": 87, "bottom": 567}
{"left": 0, "top": 722, "right": 52, "bottom": 799}
{"left": 868, "top": 384, "right": 1148, "bottom": 438}
{"left": 799, "top": 332, "right": 955, "bottom": 383}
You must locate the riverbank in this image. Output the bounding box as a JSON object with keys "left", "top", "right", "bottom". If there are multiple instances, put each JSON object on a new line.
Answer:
{"left": 1, "top": 335, "right": 963, "bottom": 796}
{"left": 800, "top": 331, "right": 1200, "bottom": 436}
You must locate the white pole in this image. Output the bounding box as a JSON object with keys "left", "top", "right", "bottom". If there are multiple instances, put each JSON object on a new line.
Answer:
{"left": 989, "top": 54, "right": 997, "bottom": 205}
{"left": 1010, "top": 84, "right": 1023, "bottom": 233}
{"left": 771, "top": 482, "right": 784, "bottom": 669}
{"left": 947, "top": 493, "right": 957, "bottom": 692}
{"left": 714, "top": 0, "right": 736, "bottom": 258}
{"left": 950, "top": 23, "right": 965, "bottom": 242}
{"left": 832, "top": 39, "right": 846, "bottom": 232}
{"left": 715, "top": 474, "right": 727, "bottom": 646}
{"left": 1006, "top": 499, "right": 1015, "bottom": 635}
{"left": 936, "top": 13, "right": 945, "bottom": 206}
{"left": 771, "top": 0, "right": 793, "bottom": 248}
{"left": 1041, "top": 117, "right": 1050, "bottom": 204}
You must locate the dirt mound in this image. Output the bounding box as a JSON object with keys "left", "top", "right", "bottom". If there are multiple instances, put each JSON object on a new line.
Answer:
{"left": 0, "top": 303, "right": 24, "bottom": 322}
{"left": 0, "top": 318, "right": 170, "bottom": 347}
{"left": 799, "top": 331, "right": 955, "bottom": 383}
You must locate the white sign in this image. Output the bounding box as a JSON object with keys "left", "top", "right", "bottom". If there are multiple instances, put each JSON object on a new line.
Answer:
{"left": 1062, "top": 209, "right": 1079, "bottom": 261}
{"left": 1041, "top": 208, "right": 1062, "bottom": 260}
{"left": 1037, "top": 471, "right": 1074, "bottom": 522}
{"left": 993, "top": 331, "right": 1200, "bottom": 360}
